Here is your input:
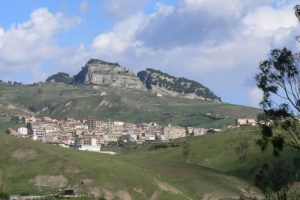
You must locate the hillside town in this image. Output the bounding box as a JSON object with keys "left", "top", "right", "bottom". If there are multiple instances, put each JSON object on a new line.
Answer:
{"left": 7, "top": 115, "right": 258, "bottom": 153}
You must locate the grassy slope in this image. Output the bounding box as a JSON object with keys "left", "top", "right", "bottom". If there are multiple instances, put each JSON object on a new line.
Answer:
{"left": 0, "top": 83, "right": 260, "bottom": 128}
{"left": 0, "top": 133, "right": 254, "bottom": 200}
{"left": 127, "top": 127, "right": 300, "bottom": 179}
{"left": 1, "top": 127, "right": 299, "bottom": 199}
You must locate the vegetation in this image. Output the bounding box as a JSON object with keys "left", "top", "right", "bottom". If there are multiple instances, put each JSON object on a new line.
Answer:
{"left": 0, "top": 127, "right": 299, "bottom": 199}
{"left": 0, "top": 83, "right": 259, "bottom": 128}
{"left": 138, "top": 68, "right": 221, "bottom": 101}
{"left": 46, "top": 72, "right": 73, "bottom": 84}
{"left": 255, "top": 5, "right": 300, "bottom": 155}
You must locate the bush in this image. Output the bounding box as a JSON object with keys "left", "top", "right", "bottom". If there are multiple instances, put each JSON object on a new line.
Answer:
{"left": 0, "top": 192, "right": 9, "bottom": 200}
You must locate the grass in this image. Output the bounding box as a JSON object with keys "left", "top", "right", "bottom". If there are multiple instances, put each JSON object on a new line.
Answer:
{"left": 0, "top": 119, "right": 25, "bottom": 133}
{"left": 0, "top": 83, "right": 260, "bottom": 128}
{"left": 0, "top": 127, "right": 278, "bottom": 199}
{"left": 1, "top": 126, "right": 299, "bottom": 199}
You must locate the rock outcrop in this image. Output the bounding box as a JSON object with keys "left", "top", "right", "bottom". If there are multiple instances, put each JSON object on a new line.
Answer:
{"left": 138, "top": 68, "right": 221, "bottom": 102}
{"left": 73, "top": 59, "right": 145, "bottom": 90}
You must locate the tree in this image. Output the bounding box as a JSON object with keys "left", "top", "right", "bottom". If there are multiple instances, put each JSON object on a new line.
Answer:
{"left": 255, "top": 5, "right": 300, "bottom": 155}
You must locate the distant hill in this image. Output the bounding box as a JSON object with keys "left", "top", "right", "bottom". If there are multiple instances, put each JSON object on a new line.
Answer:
{"left": 138, "top": 68, "right": 221, "bottom": 102}
{"left": 7, "top": 58, "right": 259, "bottom": 127}
{"left": 46, "top": 59, "right": 220, "bottom": 101}
{"left": 46, "top": 72, "right": 73, "bottom": 84}
{"left": 0, "top": 83, "right": 260, "bottom": 128}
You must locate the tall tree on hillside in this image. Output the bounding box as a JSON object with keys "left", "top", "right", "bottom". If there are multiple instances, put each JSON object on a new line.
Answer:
{"left": 255, "top": 5, "right": 300, "bottom": 155}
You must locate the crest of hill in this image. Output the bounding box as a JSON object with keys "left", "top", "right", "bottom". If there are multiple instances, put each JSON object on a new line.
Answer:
{"left": 46, "top": 72, "right": 73, "bottom": 84}
{"left": 73, "top": 59, "right": 145, "bottom": 90}
{"left": 137, "top": 68, "right": 221, "bottom": 102}
{"left": 45, "top": 59, "right": 220, "bottom": 101}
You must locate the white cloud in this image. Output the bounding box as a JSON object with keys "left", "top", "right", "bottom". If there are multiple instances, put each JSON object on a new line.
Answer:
{"left": 134, "top": 0, "right": 271, "bottom": 49}
{"left": 242, "top": 5, "right": 298, "bottom": 38}
{"left": 91, "top": 15, "right": 144, "bottom": 55}
{"left": 248, "top": 87, "right": 263, "bottom": 107}
{"left": 0, "top": 8, "right": 80, "bottom": 82}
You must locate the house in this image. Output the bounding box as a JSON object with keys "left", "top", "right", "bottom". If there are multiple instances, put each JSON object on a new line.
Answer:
{"left": 163, "top": 125, "right": 186, "bottom": 140}
{"left": 156, "top": 134, "right": 168, "bottom": 141}
{"left": 32, "top": 127, "right": 46, "bottom": 141}
{"left": 192, "top": 128, "right": 208, "bottom": 136}
{"left": 75, "top": 136, "right": 101, "bottom": 152}
{"left": 145, "top": 133, "right": 156, "bottom": 141}
{"left": 17, "top": 127, "right": 28, "bottom": 136}
{"left": 236, "top": 118, "right": 257, "bottom": 126}
{"left": 22, "top": 116, "right": 37, "bottom": 124}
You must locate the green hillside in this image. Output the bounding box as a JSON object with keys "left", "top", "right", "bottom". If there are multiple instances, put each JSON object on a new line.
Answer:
{"left": 0, "top": 83, "right": 260, "bottom": 128}
{"left": 0, "top": 127, "right": 299, "bottom": 199}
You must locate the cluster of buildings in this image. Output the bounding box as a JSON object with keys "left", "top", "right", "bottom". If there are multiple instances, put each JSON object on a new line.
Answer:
{"left": 227, "top": 118, "right": 258, "bottom": 129}
{"left": 8, "top": 115, "right": 212, "bottom": 152}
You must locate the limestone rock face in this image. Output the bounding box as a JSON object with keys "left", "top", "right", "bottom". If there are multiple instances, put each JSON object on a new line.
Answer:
{"left": 74, "top": 59, "right": 145, "bottom": 90}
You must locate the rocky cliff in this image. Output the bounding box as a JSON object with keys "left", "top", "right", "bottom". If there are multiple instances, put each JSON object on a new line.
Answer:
{"left": 73, "top": 59, "right": 145, "bottom": 90}
{"left": 138, "top": 68, "right": 221, "bottom": 102}
{"left": 46, "top": 59, "right": 220, "bottom": 101}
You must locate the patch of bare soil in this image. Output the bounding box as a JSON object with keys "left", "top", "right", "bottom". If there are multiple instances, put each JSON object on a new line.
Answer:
{"left": 134, "top": 187, "right": 145, "bottom": 196}
{"left": 116, "top": 190, "right": 132, "bottom": 200}
{"left": 149, "top": 191, "right": 160, "bottom": 200}
{"left": 202, "top": 194, "right": 223, "bottom": 200}
{"left": 76, "top": 180, "right": 115, "bottom": 200}
{"left": 29, "top": 175, "right": 68, "bottom": 188}
{"left": 155, "top": 178, "right": 182, "bottom": 195}
{"left": 11, "top": 149, "right": 38, "bottom": 161}
{"left": 102, "top": 188, "right": 115, "bottom": 200}
{"left": 88, "top": 188, "right": 115, "bottom": 200}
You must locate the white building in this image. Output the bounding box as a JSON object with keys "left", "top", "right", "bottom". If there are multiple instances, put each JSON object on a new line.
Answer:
{"left": 145, "top": 133, "right": 155, "bottom": 141}
{"left": 192, "top": 128, "right": 208, "bottom": 136}
{"left": 163, "top": 125, "right": 186, "bottom": 140}
{"left": 78, "top": 138, "right": 101, "bottom": 152}
{"left": 17, "top": 127, "right": 28, "bottom": 136}
{"left": 75, "top": 124, "right": 89, "bottom": 130}
{"left": 32, "top": 126, "right": 46, "bottom": 141}
{"left": 236, "top": 118, "right": 257, "bottom": 126}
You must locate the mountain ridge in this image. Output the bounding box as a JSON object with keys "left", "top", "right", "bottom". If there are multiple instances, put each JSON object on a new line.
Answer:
{"left": 46, "top": 59, "right": 221, "bottom": 102}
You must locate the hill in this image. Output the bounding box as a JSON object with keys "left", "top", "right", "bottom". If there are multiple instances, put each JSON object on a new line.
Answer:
{"left": 137, "top": 68, "right": 220, "bottom": 101}
{"left": 73, "top": 59, "right": 144, "bottom": 90}
{"left": 0, "top": 83, "right": 259, "bottom": 128}
{"left": 0, "top": 127, "right": 299, "bottom": 199}
{"left": 49, "top": 59, "right": 220, "bottom": 102}
{"left": 46, "top": 72, "right": 73, "bottom": 84}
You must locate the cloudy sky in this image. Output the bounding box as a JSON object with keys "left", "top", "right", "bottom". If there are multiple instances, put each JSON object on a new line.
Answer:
{"left": 0, "top": 0, "right": 299, "bottom": 107}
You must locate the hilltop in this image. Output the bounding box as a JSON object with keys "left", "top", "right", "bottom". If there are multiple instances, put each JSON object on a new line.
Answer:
{"left": 138, "top": 68, "right": 220, "bottom": 101}
{"left": 47, "top": 59, "right": 221, "bottom": 101}
{"left": 73, "top": 59, "right": 145, "bottom": 90}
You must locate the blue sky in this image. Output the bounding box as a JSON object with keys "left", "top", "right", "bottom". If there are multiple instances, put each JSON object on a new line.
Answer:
{"left": 0, "top": 0, "right": 299, "bottom": 107}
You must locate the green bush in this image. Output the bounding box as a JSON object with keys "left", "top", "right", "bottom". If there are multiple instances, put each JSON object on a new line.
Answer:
{"left": 0, "top": 192, "right": 9, "bottom": 200}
